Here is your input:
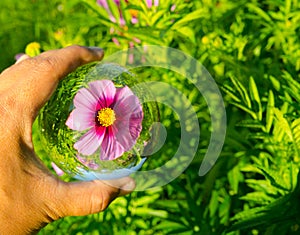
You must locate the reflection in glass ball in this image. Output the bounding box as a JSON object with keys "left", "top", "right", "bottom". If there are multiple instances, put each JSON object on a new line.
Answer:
{"left": 38, "top": 63, "right": 160, "bottom": 180}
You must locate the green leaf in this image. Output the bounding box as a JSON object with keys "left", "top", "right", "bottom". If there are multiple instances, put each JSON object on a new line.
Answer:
{"left": 240, "top": 165, "right": 261, "bottom": 173}
{"left": 209, "top": 190, "right": 219, "bottom": 218}
{"left": 236, "top": 119, "right": 264, "bottom": 129}
{"left": 133, "top": 207, "right": 168, "bottom": 218}
{"left": 133, "top": 219, "right": 148, "bottom": 229}
{"left": 227, "top": 165, "right": 242, "bottom": 195}
{"left": 265, "top": 90, "right": 275, "bottom": 133}
{"left": 247, "top": 132, "right": 270, "bottom": 140}
{"left": 283, "top": 85, "right": 300, "bottom": 103}
{"left": 229, "top": 171, "right": 300, "bottom": 232}
{"left": 127, "top": 28, "right": 166, "bottom": 45}
{"left": 282, "top": 71, "right": 300, "bottom": 102}
{"left": 175, "top": 26, "right": 196, "bottom": 44}
{"left": 229, "top": 206, "right": 270, "bottom": 231}
{"left": 273, "top": 108, "right": 293, "bottom": 141}
{"left": 292, "top": 118, "right": 300, "bottom": 162}
{"left": 229, "top": 75, "right": 252, "bottom": 109}
{"left": 269, "top": 75, "right": 281, "bottom": 91}
{"left": 219, "top": 194, "right": 231, "bottom": 224}
{"left": 249, "top": 76, "right": 262, "bottom": 120}
{"left": 221, "top": 85, "right": 241, "bottom": 103}
{"left": 292, "top": 118, "right": 300, "bottom": 143}
{"left": 246, "top": 3, "right": 272, "bottom": 23}
{"left": 272, "top": 108, "right": 300, "bottom": 159}
{"left": 124, "top": 4, "right": 143, "bottom": 11}
{"left": 245, "top": 179, "right": 277, "bottom": 195}
{"left": 285, "top": 0, "right": 291, "bottom": 14}
{"left": 231, "top": 102, "right": 257, "bottom": 119}
{"left": 282, "top": 71, "right": 300, "bottom": 90}
{"left": 172, "top": 8, "right": 208, "bottom": 29}
{"left": 133, "top": 194, "right": 160, "bottom": 207}
{"left": 240, "top": 192, "right": 274, "bottom": 204}
{"left": 258, "top": 166, "right": 290, "bottom": 192}
{"left": 154, "top": 220, "right": 187, "bottom": 231}
{"left": 150, "top": 9, "right": 168, "bottom": 26}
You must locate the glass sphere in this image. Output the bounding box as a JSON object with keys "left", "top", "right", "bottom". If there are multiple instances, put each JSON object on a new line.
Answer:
{"left": 38, "top": 62, "right": 160, "bottom": 180}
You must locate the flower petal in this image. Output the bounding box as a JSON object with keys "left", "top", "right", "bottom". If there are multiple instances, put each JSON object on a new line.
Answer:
{"left": 51, "top": 162, "right": 65, "bottom": 176}
{"left": 113, "top": 86, "right": 143, "bottom": 128}
{"left": 146, "top": 0, "right": 152, "bottom": 8}
{"left": 113, "top": 86, "right": 140, "bottom": 115}
{"left": 66, "top": 109, "right": 95, "bottom": 131}
{"left": 112, "top": 120, "right": 135, "bottom": 150}
{"left": 76, "top": 155, "right": 99, "bottom": 170}
{"left": 74, "top": 128, "right": 105, "bottom": 155}
{"left": 100, "top": 127, "right": 126, "bottom": 160}
{"left": 74, "top": 87, "right": 99, "bottom": 111}
{"left": 112, "top": 86, "right": 143, "bottom": 148}
{"left": 113, "top": 0, "right": 120, "bottom": 6}
{"left": 111, "top": 110, "right": 142, "bottom": 154}
{"left": 96, "top": 0, "right": 108, "bottom": 8}
{"left": 129, "top": 111, "right": 143, "bottom": 140}
{"left": 88, "top": 80, "right": 116, "bottom": 109}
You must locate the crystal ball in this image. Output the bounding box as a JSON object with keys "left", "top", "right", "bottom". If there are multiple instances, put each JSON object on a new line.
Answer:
{"left": 37, "top": 62, "right": 160, "bottom": 180}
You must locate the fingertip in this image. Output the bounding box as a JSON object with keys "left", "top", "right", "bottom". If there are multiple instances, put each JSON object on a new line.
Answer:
{"left": 59, "top": 177, "right": 135, "bottom": 215}
{"left": 48, "top": 176, "right": 136, "bottom": 218}
{"left": 10, "top": 45, "right": 106, "bottom": 116}
{"left": 119, "top": 178, "right": 136, "bottom": 196}
{"left": 102, "top": 177, "right": 136, "bottom": 196}
{"left": 86, "top": 46, "right": 105, "bottom": 60}
{"left": 60, "top": 45, "right": 104, "bottom": 65}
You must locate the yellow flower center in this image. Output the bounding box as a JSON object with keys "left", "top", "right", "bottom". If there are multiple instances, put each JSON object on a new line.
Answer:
{"left": 97, "top": 108, "right": 116, "bottom": 127}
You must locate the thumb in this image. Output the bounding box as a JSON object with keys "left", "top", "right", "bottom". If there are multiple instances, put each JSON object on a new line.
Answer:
{"left": 54, "top": 177, "right": 135, "bottom": 217}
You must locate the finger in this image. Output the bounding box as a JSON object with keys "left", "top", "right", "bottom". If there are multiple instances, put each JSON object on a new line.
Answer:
{"left": 5, "top": 45, "right": 104, "bottom": 116}
{"left": 15, "top": 54, "right": 30, "bottom": 64}
{"left": 54, "top": 177, "right": 135, "bottom": 217}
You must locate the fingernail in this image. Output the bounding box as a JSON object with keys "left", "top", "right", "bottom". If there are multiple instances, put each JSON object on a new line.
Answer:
{"left": 15, "top": 54, "right": 30, "bottom": 64}
{"left": 88, "top": 46, "right": 104, "bottom": 57}
{"left": 121, "top": 179, "right": 136, "bottom": 191}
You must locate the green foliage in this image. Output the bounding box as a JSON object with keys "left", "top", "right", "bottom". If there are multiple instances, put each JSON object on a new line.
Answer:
{"left": 2, "top": 0, "right": 300, "bottom": 234}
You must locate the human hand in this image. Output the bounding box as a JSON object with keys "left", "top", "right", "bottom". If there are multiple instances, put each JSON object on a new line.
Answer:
{"left": 0, "top": 45, "right": 135, "bottom": 234}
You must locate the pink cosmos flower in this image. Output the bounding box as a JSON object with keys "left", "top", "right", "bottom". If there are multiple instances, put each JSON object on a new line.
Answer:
{"left": 66, "top": 80, "right": 143, "bottom": 161}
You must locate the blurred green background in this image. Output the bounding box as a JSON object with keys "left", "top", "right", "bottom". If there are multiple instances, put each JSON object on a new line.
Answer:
{"left": 2, "top": 0, "right": 300, "bottom": 234}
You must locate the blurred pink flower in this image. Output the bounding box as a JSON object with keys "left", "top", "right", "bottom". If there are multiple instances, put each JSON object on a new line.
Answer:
{"left": 146, "top": 0, "right": 159, "bottom": 8}
{"left": 112, "top": 37, "right": 121, "bottom": 46}
{"left": 97, "top": 0, "right": 116, "bottom": 22}
{"left": 51, "top": 162, "right": 65, "bottom": 176}
{"left": 96, "top": 0, "right": 158, "bottom": 63}
{"left": 146, "top": 0, "right": 152, "bottom": 8}
{"left": 171, "top": 4, "right": 176, "bottom": 12}
{"left": 113, "top": 0, "right": 126, "bottom": 26}
{"left": 66, "top": 80, "right": 143, "bottom": 161}
{"left": 97, "top": 0, "right": 160, "bottom": 27}
{"left": 76, "top": 155, "right": 99, "bottom": 170}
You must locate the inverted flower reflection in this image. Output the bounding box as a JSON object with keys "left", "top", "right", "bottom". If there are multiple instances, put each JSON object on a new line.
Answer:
{"left": 66, "top": 80, "right": 143, "bottom": 161}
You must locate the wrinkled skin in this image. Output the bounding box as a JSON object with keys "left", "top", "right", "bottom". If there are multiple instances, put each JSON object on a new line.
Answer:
{"left": 0, "top": 45, "right": 135, "bottom": 234}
